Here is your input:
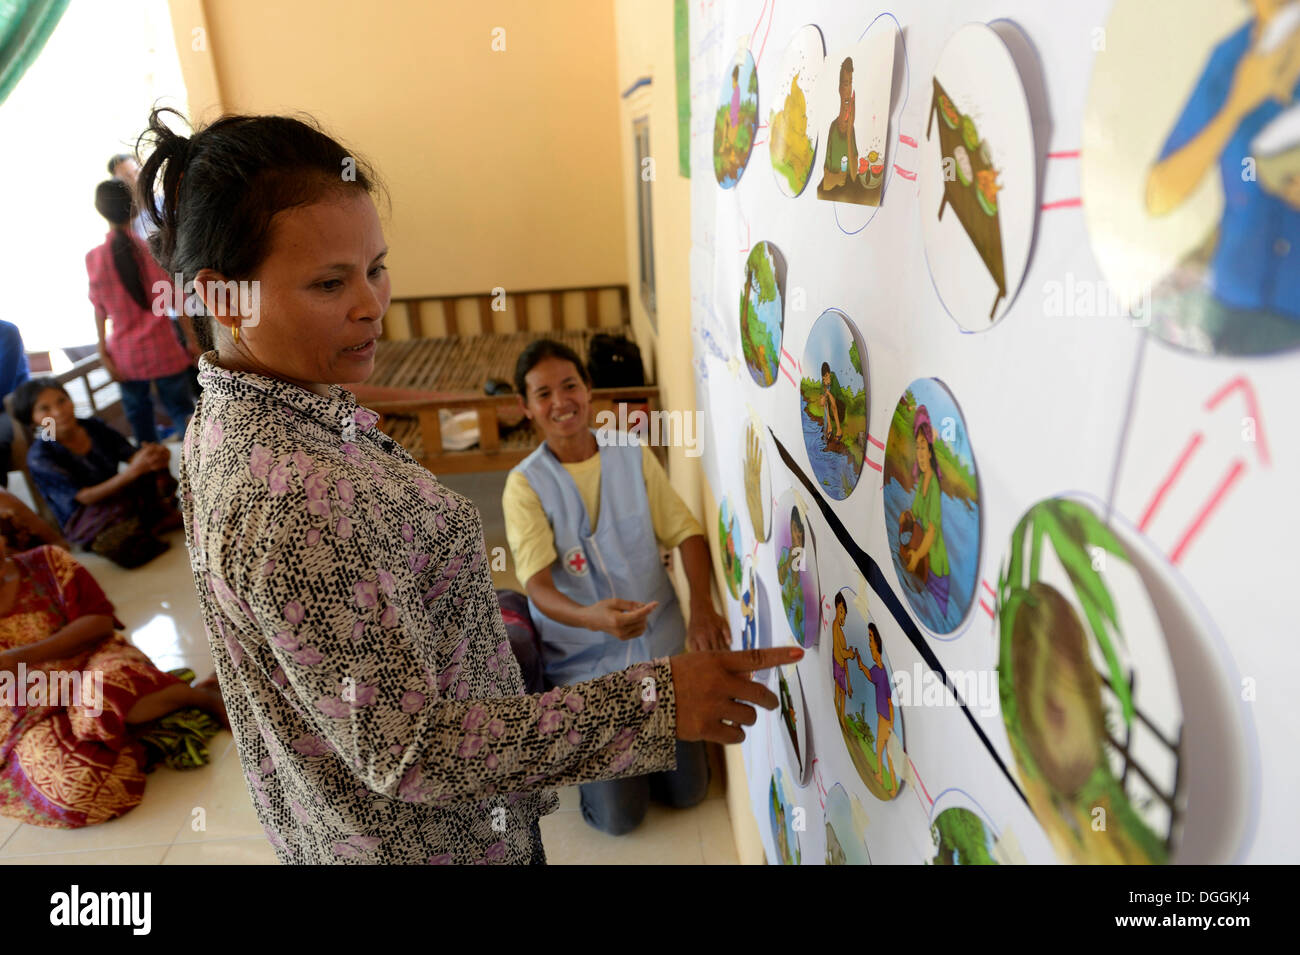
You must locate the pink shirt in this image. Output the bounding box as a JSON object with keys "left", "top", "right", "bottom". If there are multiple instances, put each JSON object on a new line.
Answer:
{"left": 86, "top": 231, "right": 191, "bottom": 381}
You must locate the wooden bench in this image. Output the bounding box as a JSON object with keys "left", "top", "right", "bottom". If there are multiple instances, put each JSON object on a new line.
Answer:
{"left": 366, "top": 286, "right": 656, "bottom": 474}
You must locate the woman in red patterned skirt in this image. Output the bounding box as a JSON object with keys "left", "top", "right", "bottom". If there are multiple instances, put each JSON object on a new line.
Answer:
{"left": 0, "top": 538, "right": 226, "bottom": 828}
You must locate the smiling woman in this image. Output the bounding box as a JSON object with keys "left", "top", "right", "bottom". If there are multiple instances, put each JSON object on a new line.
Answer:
{"left": 139, "top": 108, "right": 798, "bottom": 864}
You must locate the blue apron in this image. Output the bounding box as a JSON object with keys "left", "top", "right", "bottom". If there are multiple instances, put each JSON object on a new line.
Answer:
{"left": 515, "top": 433, "right": 686, "bottom": 687}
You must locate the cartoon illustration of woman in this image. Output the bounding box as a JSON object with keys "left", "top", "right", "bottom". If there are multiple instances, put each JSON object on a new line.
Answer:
{"left": 1145, "top": 0, "right": 1300, "bottom": 354}
{"left": 777, "top": 507, "right": 807, "bottom": 642}
{"left": 903, "top": 405, "right": 951, "bottom": 616}
{"left": 816, "top": 361, "right": 844, "bottom": 445}
{"left": 725, "top": 65, "right": 741, "bottom": 155}
{"left": 821, "top": 57, "right": 858, "bottom": 194}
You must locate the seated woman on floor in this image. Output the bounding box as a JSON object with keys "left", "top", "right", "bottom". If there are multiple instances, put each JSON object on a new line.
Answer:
{"left": 0, "top": 538, "right": 227, "bottom": 829}
{"left": 12, "top": 378, "right": 181, "bottom": 568}
{"left": 0, "top": 488, "right": 67, "bottom": 552}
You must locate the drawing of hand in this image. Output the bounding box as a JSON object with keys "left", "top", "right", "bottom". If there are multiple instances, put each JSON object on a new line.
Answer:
{"left": 744, "top": 424, "right": 764, "bottom": 537}
{"left": 1228, "top": 42, "right": 1293, "bottom": 118}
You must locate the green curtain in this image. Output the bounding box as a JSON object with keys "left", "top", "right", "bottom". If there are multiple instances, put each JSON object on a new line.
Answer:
{"left": 0, "top": 0, "right": 70, "bottom": 108}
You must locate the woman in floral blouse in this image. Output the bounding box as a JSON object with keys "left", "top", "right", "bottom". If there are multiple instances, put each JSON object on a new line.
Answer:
{"left": 135, "top": 108, "right": 796, "bottom": 864}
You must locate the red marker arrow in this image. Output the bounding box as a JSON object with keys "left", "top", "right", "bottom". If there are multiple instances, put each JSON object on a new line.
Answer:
{"left": 1139, "top": 375, "right": 1270, "bottom": 564}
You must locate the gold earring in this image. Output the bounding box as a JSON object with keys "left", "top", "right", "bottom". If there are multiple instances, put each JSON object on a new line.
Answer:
{"left": 232, "top": 324, "right": 240, "bottom": 345}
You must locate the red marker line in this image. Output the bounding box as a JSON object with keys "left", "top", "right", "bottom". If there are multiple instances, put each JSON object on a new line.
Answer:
{"left": 756, "top": 0, "right": 774, "bottom": 64}
{"left": 1042, "top": 197, "right": 1083, "bottom": 211}
{"left": 867, "top": 434, "right": 884, "bottom": 451}
{"left": 981, "top": 579, "right": 996, "bottom": 598}
{"left": 1205, "top": 375, "right": 1270, "bottom": 467}
{"left": 1170, "top": 459, "right": 1247, "bottom": 565}
{"left": 1138, "top": 432, "right": 1203, "bottom": 532}
{"left": 1047, "top": 149, "right": 1081, "bottom": 159}
{"left": 899, "top": 134, "right": 918, "bottom": 148}
{"left": 750, "top": 0, "right": 768, "bottom": 44}
{"left": 907, "top": 756, "right": 934, "bottom": 807}
{"left": 780, "top": 364, "right": 798, "bottom": 386}
{"left": 894, "top": 164, "right": 917, "bottom": 181}
{"left": 780, "top": 347, "right": 794, "bottom": 363}
{"left": 753, "top": 139, "right": 766, "bottom": 147}
{"left": 865, "top": 457, "right": 883, "bottom": 473}
{"left": 979, "top": 598, "right": 994, "bottom": 618}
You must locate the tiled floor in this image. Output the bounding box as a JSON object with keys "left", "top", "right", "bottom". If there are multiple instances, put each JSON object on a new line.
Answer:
{"left": 2, "top": 454, "right": 737, "bottom": 864}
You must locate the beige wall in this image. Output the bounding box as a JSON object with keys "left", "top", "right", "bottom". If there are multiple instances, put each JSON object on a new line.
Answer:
{"left": 613, "top": 0, "right": 765, "bottom": 865}
{"left": 169, "top": 0, "right": 627, "bottom": 300}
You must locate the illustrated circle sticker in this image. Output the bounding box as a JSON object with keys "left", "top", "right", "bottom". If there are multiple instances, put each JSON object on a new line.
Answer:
{"left": 740, "top": 417, "right": 773, "bottom": 542}
{"left": 814, "top": 18, "right": 899, "bottom": 209}
{"left": 1082, "top": 0, "right": 1300, "bottom": 357}
{"left": 997, "top": 497, "right": 1185, "bottom": 864}
{"left": 919, "top": 23, "right": 1037, "bottom": 329}
{"left": 714, "top": 46, "right": 759, "bottom": 188}
{"left": 799, "top": 309, "right": 868, "bottom": 501}
{"left": 828, "top": 588, "right": 905, "bottom": 801}
{"left": 928, "top": 791, "right": 1000, "bottom": 865}
{"left": 883, "top": 378, "right": 981, "bottom": 635}
{"left": 825, "top": 782, "right": 872, "bottom": 865}
{"left": 768, "top": 767, "right": 801, "bottom": 865}
{"left": 717, "top": 496, "right": 744, "bottom": 600}
{"left": 739, "top": 242, "right": 787, "bottom": 387}
{"left": 738, "top": 556, "right": 771, "bottom": 652}
{"left": 774, "top": 488, "right": 819, "bottom": 648}
{"left": 776, "top": 663, "right": 812, "bottom": 786}
{"left": 769, "top": 24, "right": 825, "bottom": 198}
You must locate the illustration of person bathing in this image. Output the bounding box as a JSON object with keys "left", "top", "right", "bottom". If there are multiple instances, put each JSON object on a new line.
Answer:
{"left": 905, "top": 405, "right": 951, "bottom": 616}
{"left": 854, "top": 623, "right": 896, "bottom": 791}
{"left": 777, "top": 507, "right": 806, "bottom": 641}
{"left": 817, "top": 362, "right": 844, "bottom": 444}
{"left": 821, "top": 57, "right": 858, "bottom": 194}
{"left": 831, "top": 592, "right": 854, "bottom": 722}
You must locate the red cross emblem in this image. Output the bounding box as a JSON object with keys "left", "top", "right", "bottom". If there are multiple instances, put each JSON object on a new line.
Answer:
{"left": 564, "top": 547, "right": 589, "bottom": 576}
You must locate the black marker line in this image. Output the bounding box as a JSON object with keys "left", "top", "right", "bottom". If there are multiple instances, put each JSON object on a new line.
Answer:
{"left": 771, "top": 429, "right": 1029, "bottom": 808}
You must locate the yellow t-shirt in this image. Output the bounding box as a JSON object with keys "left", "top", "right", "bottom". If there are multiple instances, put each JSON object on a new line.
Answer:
{"left": 503, "top": 444, "right": 704, "bottom": 587}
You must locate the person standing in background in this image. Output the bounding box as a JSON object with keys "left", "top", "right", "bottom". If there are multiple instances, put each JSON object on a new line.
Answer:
{"left": 0, "top": 320, "right": 29, "bottom": 489}
{"left": 88, "top": 178, "right": 200, "bottom": 445}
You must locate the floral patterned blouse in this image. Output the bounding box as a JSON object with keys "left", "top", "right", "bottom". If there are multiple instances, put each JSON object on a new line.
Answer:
{"left": 179, "top": 354, "right": 678, "bottom": 864}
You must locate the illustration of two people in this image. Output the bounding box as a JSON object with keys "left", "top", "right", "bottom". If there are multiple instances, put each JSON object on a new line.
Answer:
{"left": 901, "top": 405, "right": 951, "bottom": 616}
{"left": 1146, "top": 0, "right": 1300, "bottom": 354}
{"left": 830, "top": 594, "right": 897, "bottom": 792}
{"left": 777, "top": 507, "right": 807, "bottom": 643}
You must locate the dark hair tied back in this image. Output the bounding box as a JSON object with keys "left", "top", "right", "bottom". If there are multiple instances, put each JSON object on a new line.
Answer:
{"left": 134, "top": 106, "right": 385, "bottom": 299}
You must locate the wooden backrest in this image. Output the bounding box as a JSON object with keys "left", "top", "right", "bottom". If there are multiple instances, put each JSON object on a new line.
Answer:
{"left": 381, "top": 284, "right": 631, "bottom": 341}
